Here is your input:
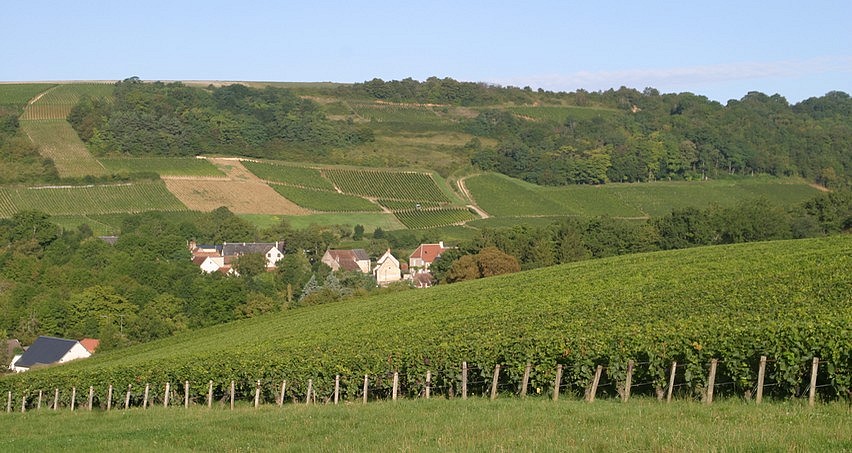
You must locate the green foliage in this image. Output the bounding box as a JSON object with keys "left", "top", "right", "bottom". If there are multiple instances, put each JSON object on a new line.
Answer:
{"left": 98, "top": 157, "right": 224, "bottom": 177}
{"left": 0, "top": 237, "right": 848, "bottom": 402}
{"left": 241, "top": 161, "right": 334, "bottom": 189}
{"left": 324, "top": 169, "right": 449, "bottom": 202}
{"left": 270, "top": 185, "right": 381, "bottom": 212}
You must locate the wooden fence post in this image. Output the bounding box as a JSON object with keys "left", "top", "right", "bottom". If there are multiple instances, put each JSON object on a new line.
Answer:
{"left": 71, "top": 387, "right": 76, "bottom": 411}
{"left": 208, "top": 381, "right": 213, "bottom": 408}
{"left": 362, "top": 375, "right": 369, "bottom": 404}
{"left": 107, "top": 385, "right": 112, "bottom": 411}
{"left": 53, "top": 388, "right": 59, "bottom": 411}
{"left": 254, "top": 380, "right": 261, "bottom": 408}
{"left": 143, "top": 384, "right": 149, "bottom": 409}
{"left": 461, "top": 362, "right": 468, "bottom": 400}
{"left": 425, "top": 371, "right": 431, "bottom": 399}
{"left": 756, "top": 356, "right": 767, "bottom": 404}
{"left": 306, "top": 380, "right": 313, "bottom": 405}
{"left": 809, "top": 357, "right": 819, "bottom": 407}
{"left": 279, "top": 380, "right": 286, "bottom": 406}
{"left": 667, "top": 361, "right": 677, "bottom": 402}
{"left": 553, "top": 364, "right": 563, "bottom": 401}
{"left": 6, "top": 391, "right": 10, "bottom": 413}
{"left": 623, "top": 360, "right": 634, "bottom": 402}
{"left": 21, "top": 395, "right": 26, "bottom": 413}
{"left": 88, "top": 386, "right": 94, "bottom": 411}
{"left": 392, "top": 372, "right": 399, "bottom": 401}
{"left": 229, "top": 381, "right": 234, "bottom": 410}
{"left": 588, "top": 365, "right": 603, "bottom": 403}
{"left": 185, "top": 381, "right": 190, "bottom": 409}
{"left": 37, "top": 390, "right": 43, "bottom": 411}
{"left": 490, "top": 365, "right": 501, "bottom": 400}
{"left": 163, "top": 382, "right": 170, "bottom": 408}
{"left": 334, "top": 375, "right": 340, "bottom": 404}
{"left": 125, "top": 385, "right": 132, "bottom": 409}
{"left": 705, "top": 359, "right": 717, "bottom": 404}
{"left": 521, "top": 363, "right": 531, "bottom": 397}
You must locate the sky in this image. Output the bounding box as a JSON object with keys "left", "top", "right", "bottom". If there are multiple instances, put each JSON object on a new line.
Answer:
{"left": 3, "top": 0, "right": 850, "bottom": 103}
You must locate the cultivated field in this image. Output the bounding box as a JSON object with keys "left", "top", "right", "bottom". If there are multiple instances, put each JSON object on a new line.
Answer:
{"left": 241, "top": 161, "right": 334, "bottom": 190}
{"left": 0, "top": 83, "right": 56, "bottom": 113}
{"left": 99, "top": 157, "right": 225, "bottom": 177}
{"left": 164, "top": 179, "right": 307, "bottom": 215}
{"left": 0, "top": 181, "right": 185, "bottom": 216}
{"left": 324, "top": 168, "right": 450, "bottom": 202}
{"left": 270, "top": 185, "right": 381, "bottom": 212}
{"left": 394, "top": 207, "right": 477, "bottom": 229}
{"left": 20, "top": 120, "right": 107, "bottom": 178}
{"left": 20, "top": 83, "right": 114, "bottom": 120}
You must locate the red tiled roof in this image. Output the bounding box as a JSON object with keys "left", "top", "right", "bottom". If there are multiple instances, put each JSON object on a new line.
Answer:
{"left": 80, "top": 338, "right": 100, "bottom": 354}
{"left": 410, "top": 243, "right": 447, "bottom": 264}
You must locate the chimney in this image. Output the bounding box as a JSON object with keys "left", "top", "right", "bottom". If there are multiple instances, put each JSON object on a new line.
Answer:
{"left": 439, "top": 241, "right": 444, "bottom": 248}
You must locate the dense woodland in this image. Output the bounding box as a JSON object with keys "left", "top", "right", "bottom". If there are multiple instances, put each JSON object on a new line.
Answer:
{"left": 1, "top": 190, "right": 848, "bottom": 358}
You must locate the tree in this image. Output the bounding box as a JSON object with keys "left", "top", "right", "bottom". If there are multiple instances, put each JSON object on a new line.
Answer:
{"left": 476, "top": 247, "right": 521, "bottom": 277}
{"left": 353, "top": 224, "right": 365, "bottom": 240}
{"left": 276, "top": 250, "right": 312, "bottom": 292}
{"left": 233, "top": 253, "right": 267, "bottom": 279}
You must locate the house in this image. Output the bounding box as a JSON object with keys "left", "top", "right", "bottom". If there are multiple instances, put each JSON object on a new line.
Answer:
{"left": 79, "top": 338, "right": 100, "bottom": 354}
{"left": 412, "top": 271, "right": 435, "bottom": 288}
{"left": 321, "top": 249, "right": 371, "bottom": 274}
{"left": 9, "top": 336, "right": 91, "bottom": 373}
{"left": 189, "top": 241, "right": 283, "bottom": 274}
{"left": 222, "top": 242, "right": 284, "bottom": 268}
{"left": 409, "top": 241, "right": 449, "bottom": 271}
{"left": 373, "top": 250, "right": 402, "bottom": 286}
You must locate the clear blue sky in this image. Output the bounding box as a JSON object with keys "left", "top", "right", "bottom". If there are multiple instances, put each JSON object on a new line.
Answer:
{"left": 3, "top": 0, "right": 850, "bottom": 103}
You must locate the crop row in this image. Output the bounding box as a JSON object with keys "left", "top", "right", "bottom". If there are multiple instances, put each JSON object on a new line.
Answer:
{"left": 3, "top": 181, "right": 187, "bottom": 216}
{"left": 394, "top": 207, "right": 477, "bottom": 229}
{"left": 323, "top": 169, "right": 448, "bottom": 202}
{"left": 1, "top": 237, "right": 849, "bottom": 401}
{"left": 241, "top": 161, "right": 334, "bottom": 190}
{"left": 20, "top": 105, "right": 73, "bottom": 120}
{"left": 377, "top": 199, "right": 441, "bottom": 210}
{"left": 271, "top": 185, "right": 381, "bottom": 212}
{"left": 0, "top": 190, "right": 16, "bottom": 217}
{"left": 0, "top": 84, "right": 56, "bottom": 108}
{"left": 99, "top": 157, "right": 224, "bottom": 177}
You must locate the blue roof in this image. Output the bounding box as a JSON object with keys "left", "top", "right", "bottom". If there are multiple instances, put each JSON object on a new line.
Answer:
{"left": 15, "top": 336, "right": 79, "bottom": 368}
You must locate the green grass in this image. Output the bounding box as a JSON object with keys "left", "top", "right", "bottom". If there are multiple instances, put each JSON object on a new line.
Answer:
{"left": 20, "top": 120, "right": 107, "bottom": 178}
{"left": 241, "top": 161, "right": 334, "bottom": 189}
{"left": 98, "top": 157, "right": 224, "bottom": 177}
{"left": 0, "top": 181, "right": 187, "bottom": 216}
{"left": 0, "top": 399, "right": 848, "bottom": 452}
{"left": 467, "top": 173, "right": 822, "bottom": 218}
{"left": 239, "top": 212, "right": 404, "bottom": 231}
{"left": 394, "top": 207, "right": 477, "bottom": 229}
{"left": 270, "top": 185, "right": 382, "bottom": 212}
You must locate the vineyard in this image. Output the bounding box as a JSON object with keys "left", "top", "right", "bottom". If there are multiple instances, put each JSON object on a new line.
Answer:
{"left": 323, "top": 169, "right": 449, "bottom": 202}
{"left": 394, "top": 207, "right": 477, "bottom": 229}
{"left": 19, "top": 120, "right": 108, "bottom": 178}
{"left": 20, "top": 83, "right": 114, "bottom": 120}
{"left": 270, "top": 185, "right": 382, "bottom": 212}
{"left": 378, "top": 199, "right": 441, "bottom": 210}
{"left": 241, "top": 161, "right": 334, "bottom": 190}
{"left": 1, "top": 181, "right": 186, "bottom": 216}
{"left": 2, "top": 236, "right": 848, "bottom": 406}
{"left": 0, "top": 84, "right": 56, "bottom": 112}
{"left": 99, "top": 157, "right": 224, "bottom": 177}
{"left": 0, "top": 189, "right": 15, "bottom": 217}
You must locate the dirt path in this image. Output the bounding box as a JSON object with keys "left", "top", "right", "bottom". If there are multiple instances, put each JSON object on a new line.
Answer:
{"left": 456, "top": 175, "right": 489, "bottom": 219}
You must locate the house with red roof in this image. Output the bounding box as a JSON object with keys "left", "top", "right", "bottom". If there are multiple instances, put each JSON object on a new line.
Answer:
{"left": 409, "top": 241, "right": 449, "bottom": 272}
{"left": 321, "top": 249, "right": 371, "bottom": 274}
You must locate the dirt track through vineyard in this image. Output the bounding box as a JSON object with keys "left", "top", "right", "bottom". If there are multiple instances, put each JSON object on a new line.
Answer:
{"left": 163, "top": 158, "right": 308, "bottom": 215}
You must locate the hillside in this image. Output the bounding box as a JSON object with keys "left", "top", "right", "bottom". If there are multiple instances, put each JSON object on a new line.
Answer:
{"left": 2, "top": 236, "right": 849, "bottom": 403}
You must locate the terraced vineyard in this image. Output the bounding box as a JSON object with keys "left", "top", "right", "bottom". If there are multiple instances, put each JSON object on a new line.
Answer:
{"left": 271, "top": 185, "right": 381, "bottom": 212}
{"left": 1, "top": 181, "right": 186, "bottom": 216}
{"left": 324, "top": 169, "right": 449, "bottom": 202}
{"left": 99, "top": 157, "right": 224, "bottom": 177}
{"left": 2, "top": 237, "right": 847, "bottom": 404}
{"left": 242, "top": 161, "right": 334, "bottom": 190}
{"left": 394, "top": 207, "right": 477, "bottom": 229}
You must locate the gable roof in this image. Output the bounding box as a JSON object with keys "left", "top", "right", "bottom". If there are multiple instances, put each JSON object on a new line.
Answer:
{"left": 14, "top": 336, "right": 80, "bottom": 368}
{"left": 325, "top": 249, "right": 370, "bottom": 271}
{"left": 222, "top": 242, "right": 282, "bottom": 257}
{"left": 410, "top": 243, "right": 448, "bottom": 264}
{"left": 80, "top": 338, "right": 100, "bottom": 354}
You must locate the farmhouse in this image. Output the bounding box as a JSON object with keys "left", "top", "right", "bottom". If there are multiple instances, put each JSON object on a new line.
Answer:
{"left": 409, "top": 241, "right": 449, "bottom": 272}
{"left": 190, "top": 241, "right": 284, "bottom": 274}
{"left": 321, "top": 249, "right": 371, "bottom": 274}
{"left": 373, "top": 250, "right": 402, "bottom": 286}
{"left": 9, "top": 336, "right": 91, "bottom": 373}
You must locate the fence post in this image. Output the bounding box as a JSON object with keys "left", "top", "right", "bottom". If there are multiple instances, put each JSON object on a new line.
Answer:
{"left": 89, "top": 386, "right": 95, "bottom": 411}
{"left": 71, "top": 387, "right": 76, "bottom": 411}
{"left": 38, "top": 390, "right": 43, "bottom": 411}
{"left": 208, "top": 381, "right": 214, "bottom": 408}
{"left": 667, "top": 361, "right": 677, "bottom": 402}
{"left": 229, "top": 381, "right": 234, "bottom": 410}
{"left": 362, "top": 375, "right": 369, "bottom": 404}
{"left": 306, "top": 380, "right": 313, "bottom": 405}
{"left": 705, "top": 359, "right": 717, "bottom": 404}
{"left": 490, "top": 365, "right": 501, "bottom": 400}
{"left": 553, "top": 364, "right": 563, "bottom": 401}
{"left": 107, "top": 385, "right": 112, "bottom": 411}
{"left": 185, "top": 381, "right": 190, "bottom": 409}
{"left": 143, "top": 384, "right": 149, "bottom": 409}
{"left": 6, "top": 391, "right": 10, "bottom": 413}
{"left": 53, "top": 388, "right": 59, "bottom": 411}
{"left": 125, "top": 385, "right": 132, "bottom": 409}
{"left": 21, "top": 395, "right": 26, "bottom": 413}
{"left": 163, "top": 382, "right": 170, "bottom": 408}
{"left": 392, "top": 372, "right": 399, "bottom": 401}
{"left": 334, "top": 375, "right": 340, "bottom": 404}
{"left": 254, "top": 380, "right": 261, "bottom": 408}
{"left": 589, "top": 365, "right": 603, "bottom": 403}
{"left": 461, "top": 362, "right": 468, "bottom": 400}
{"left": 623, "top": 360, "right": 634, "bottom": 402}
{"left": 425, "top": 371, "right": 431, "bottom": 399}
{"left": 521, "top": 363, "right": 531, "bottom": 397}
{"left": 809, "top": 357, "right": 819, "bottom": 407}
{"left": 279, "top": 380, "right": 286, "bottom": 406}
{"left": 756, "top": 356, "right": 767, "bottom": 404}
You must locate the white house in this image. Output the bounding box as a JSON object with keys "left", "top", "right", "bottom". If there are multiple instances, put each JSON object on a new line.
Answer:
{"left": 190, "top": 241, "right": 284, "bottom": 274}
{"left": 373, "top": 250, "right": 402, "bottom": 286}
{"left": 10, "top": 336, "right": 91, "bottom": 373}
{"left": 322, "top": 249, "right": 371, "bottom": 274}
{"left": 409, "top": 241, "right": 449, "bottom": 271}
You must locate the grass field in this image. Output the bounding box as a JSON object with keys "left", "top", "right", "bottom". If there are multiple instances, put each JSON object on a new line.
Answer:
{"left": 466, "top": 173, "right": 822, "bottom": 218}
{"left": 239, "top": 212, "right": 404, "bottom": 231}
{"left": 99, "top": 157, "right": 224, "bottom": 177}
{"left": 0, "top": 181, "right": 186, "bottom": 217}
{"left": 394, "top": 207, "right": 477, "bottom": 229}
{"left": 270, "top": 184, "right": 382, "bottom": 212}
{"left": 20, "top": 120, "right": 107, "bottom": 178}
{"left": 0, "top": 399, "right": 848, "bottom": 452}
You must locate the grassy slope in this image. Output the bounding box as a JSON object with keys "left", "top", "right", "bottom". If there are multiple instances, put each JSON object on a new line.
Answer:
{"left": 0, "top": 399, "right": 849, "bottom": 452}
